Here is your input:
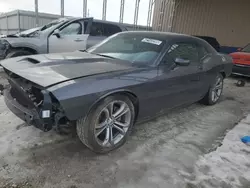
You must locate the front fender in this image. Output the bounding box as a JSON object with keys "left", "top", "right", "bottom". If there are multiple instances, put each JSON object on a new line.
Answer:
{"left": 4, "top": 37, "right": 47, "bottom": 54}
{"left": 85, "top": 88, "right": 137, "bottom": 118}
{"left": 47, "top": 75, "right": 143, "bottom": 121}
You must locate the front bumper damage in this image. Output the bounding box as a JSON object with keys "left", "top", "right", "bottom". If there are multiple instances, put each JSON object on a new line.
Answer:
{"left": 4, "top": 87, "right": 42, "bottom": 125}
{"left": 0, "top": 83, "right": 66, "bottom": 132}
{"left": 0, "top": 40, "right": 10, "bottom": 60}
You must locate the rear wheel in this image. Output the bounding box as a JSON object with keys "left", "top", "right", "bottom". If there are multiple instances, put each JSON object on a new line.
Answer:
{"left": 76, "top": 94, "right": 135, "bottom": 153}
{"left": 201, "top": 73, "right": 224, "bottom": 105}
{"left": 6, "top": 49, "right": 33, "bottom": 58}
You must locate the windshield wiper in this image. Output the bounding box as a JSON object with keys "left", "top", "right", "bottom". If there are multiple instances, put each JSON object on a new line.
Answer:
{"left": 79, "top": 49, "right": 88, "bottom": 52}
{"left": 19, "top": 34, "right": 28, "bottom": 37}
{"left": 91, "top": 53, "right": 116, "bottom": 59}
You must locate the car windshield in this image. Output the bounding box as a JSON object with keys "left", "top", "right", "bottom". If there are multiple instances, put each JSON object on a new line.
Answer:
{"left": 87, "top": 32, "right": 165, "bottom": 65}
{"left": 29, "top": 18, "right": 69, "bottom": 37}
{"left": 40, "top": 18, "right": 69, "bottom": 32}
{"left": 242, "top": 44, "right": 250, "bottom": 53}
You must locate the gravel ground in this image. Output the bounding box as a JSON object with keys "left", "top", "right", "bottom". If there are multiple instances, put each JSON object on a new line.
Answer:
{"left": 186, "top": 114, "right": 250, "bottom": 188}
{"left": 0, "top": 76, "right": 250, "bottom": 188}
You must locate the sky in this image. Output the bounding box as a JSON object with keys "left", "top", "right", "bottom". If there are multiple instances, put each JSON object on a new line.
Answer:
{"left": 0, "top": 0, "right": 152, "bottom": 25}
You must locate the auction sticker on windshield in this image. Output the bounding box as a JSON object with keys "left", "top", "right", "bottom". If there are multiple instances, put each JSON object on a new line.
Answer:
{"left": 141, "top": 38, "right": 162, "bottom": 45}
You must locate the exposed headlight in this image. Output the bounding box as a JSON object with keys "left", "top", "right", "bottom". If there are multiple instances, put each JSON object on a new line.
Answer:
{"left": 0, "top": 40, "right": 10, "bottom": 50}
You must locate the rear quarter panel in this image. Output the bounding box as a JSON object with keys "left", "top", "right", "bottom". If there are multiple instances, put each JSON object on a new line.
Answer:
{"left": 201, "top": 53, "right": 233, "bottom": 87}
{"left": 197, "top": 37, "right": 232, "bottom": 77}
{"left": 218, "top": 53, "right": 233, "bottom": 77}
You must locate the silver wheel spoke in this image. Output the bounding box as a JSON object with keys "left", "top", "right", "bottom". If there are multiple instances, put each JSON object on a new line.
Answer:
{"left": 113, "top": 124, "right": 125, "bottom": 135}
{"left": 215, "top": 83, "right": 222, "bottom": 90}
{"left": 212, "top": 91, "right": 216, "bottom": 101}
{"left": 102, "top": 108, "right": 110, "bottom": 119}
{"left": 107, "top": 102, "right": 114, "bottom": 117}
{"left": 216, "top": 78, "right": 221, "bottom": 85}
{"left": 109, "top": 127, "right": 114, "bottom": 145}
{"left": 113, "top": 103, "right": 129, "bottom": 119}
{"left": 95, "top": 125, "right": 107, "bottom": 137}
{"left": 95, "top": 121, "right": 107, "bottom": 129}
{"left": 114, "top": 120, "right": 129, "bottom": 127}
{"left": 215, "top": 92, "right": 219, "bottom": 99}
{"left": 103, "top": 126, "right": 110, "bottom": 146}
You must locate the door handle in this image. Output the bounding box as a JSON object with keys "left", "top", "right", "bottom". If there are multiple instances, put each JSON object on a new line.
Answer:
{"left": 74, "top": 39, "right": 84, "bottom": 42}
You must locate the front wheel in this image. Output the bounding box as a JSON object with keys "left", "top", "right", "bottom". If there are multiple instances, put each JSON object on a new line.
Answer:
{"left": 201, "top": 73, "right": 224, "bottom": 105}
{"left": 76, "top": 94, "right": 135, "bottom": 153}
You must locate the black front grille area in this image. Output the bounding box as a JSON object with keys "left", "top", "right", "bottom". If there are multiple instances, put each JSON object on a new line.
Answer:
{"left": 8, "top": 77, "right": 43, "bottom": 109}
{"left": 3, "top": 67, "right": 45, "bottom": 111}
{"left": 31, "top": 86, "right": 44, "bottom": 104}
{"left": 10, "top": 87, "right": 34, "bottom": 108}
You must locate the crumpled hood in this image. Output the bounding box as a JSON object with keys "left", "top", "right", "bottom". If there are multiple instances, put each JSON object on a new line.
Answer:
{"left": 1, "top": 51, "right": 134, "bottom": 88}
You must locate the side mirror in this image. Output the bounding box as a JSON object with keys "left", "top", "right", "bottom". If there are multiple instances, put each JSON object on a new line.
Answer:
{"left": 174, "top": 57, "right": 190, "bottom": 66}
{"left": 53, "top": 29, "right": 61, "bottom": 38}
{"left": 237, "top": 47, "right": 242, "bottom": 52}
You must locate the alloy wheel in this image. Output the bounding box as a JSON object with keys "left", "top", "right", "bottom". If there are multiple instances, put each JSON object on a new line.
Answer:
{"left": 94, "top": 100, "right": 132, "bottom": 147}
{"left": 211, "top": 76, "right": 223, "bottom": 102}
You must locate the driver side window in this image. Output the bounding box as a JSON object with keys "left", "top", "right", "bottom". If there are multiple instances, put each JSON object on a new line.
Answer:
{"left": 60, "top": 22, "right": 82, "bottom": 36}
{"left": 163, "top": 43, "right": 199, "bottom": 65}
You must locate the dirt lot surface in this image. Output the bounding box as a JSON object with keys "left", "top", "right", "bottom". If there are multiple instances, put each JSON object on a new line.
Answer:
{"left": 0, "top": 76, "right": 250, "bottom": 188}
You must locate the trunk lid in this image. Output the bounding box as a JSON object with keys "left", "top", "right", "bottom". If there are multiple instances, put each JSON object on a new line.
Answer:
{"left": 1, "top": 51, "right": 134, "bottom": 88}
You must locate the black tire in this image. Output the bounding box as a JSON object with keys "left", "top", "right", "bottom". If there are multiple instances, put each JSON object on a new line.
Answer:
{"left": 76, "top": 94, "right": 135, "bottom": 153}
{"left": 201, "top": 73, "right": 224, "bottom": 105}
{"left": 6, "top": 49, "right": 33, "bottom": 59}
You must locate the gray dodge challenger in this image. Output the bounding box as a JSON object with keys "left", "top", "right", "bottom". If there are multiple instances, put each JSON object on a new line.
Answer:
{"left": 0, "top": 31, "right": 233, "bottom": 153}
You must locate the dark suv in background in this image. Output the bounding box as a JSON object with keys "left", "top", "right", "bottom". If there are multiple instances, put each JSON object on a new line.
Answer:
{"left": 195, "top": 35, "right": 221, "bottom": 52}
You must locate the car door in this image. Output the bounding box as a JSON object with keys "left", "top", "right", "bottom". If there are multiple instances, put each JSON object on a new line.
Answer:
{"left": 86, "top": 22, "right": 122, "bottom": 48}
{"left": 156, "top": 42, "right": 205, "bottom": 109}
{"left": 48, "top": 18, "right": 92, "bottom": 53}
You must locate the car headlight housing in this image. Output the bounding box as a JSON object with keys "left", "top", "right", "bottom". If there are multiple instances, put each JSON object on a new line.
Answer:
{"left": 0, "top": 40, "right": 10, "bottom": 50}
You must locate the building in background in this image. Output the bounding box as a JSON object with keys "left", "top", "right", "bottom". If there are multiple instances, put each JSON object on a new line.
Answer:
{"left": 152, "top": 0, "right": 250, "bottom": 53}
{"left": 0, "top": 10, "right": 60, "bottom": 35}
{"left": 0, "top": 9, "right": 150, "bottom": 35}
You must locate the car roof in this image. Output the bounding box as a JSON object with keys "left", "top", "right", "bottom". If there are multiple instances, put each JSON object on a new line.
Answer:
{"left": 118, "top": 31, "right": 198, "bottom": 41}
{"left": 117, "top": 31, "right": 217, "bottom": 53}
{"left": 195, "top": 35, "right": 217, "bottom": 39}
{"left": 64, "top": 17, "right": 127, "bottom": 29}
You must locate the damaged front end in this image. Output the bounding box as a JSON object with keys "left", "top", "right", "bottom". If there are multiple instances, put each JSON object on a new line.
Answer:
{"left": 0, "top": 68, "right": 67, "bottom": 132}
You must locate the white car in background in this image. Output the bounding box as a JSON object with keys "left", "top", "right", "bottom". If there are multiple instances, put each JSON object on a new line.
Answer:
{"left": 0, "top": 17, "right": 129, "bottom": 60}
